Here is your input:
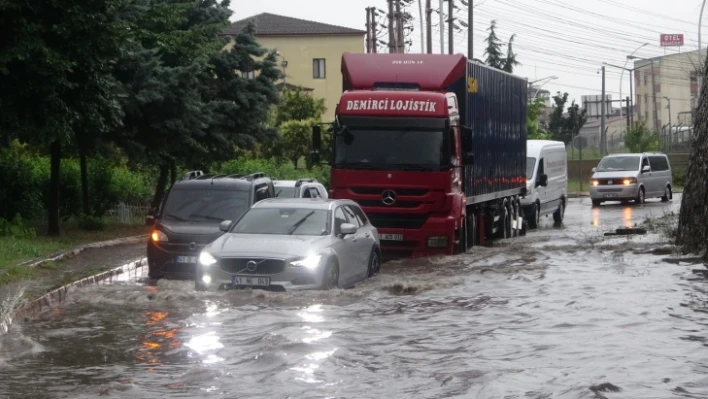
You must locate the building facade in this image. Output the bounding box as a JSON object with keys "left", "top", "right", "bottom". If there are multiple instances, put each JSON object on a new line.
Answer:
{"left": 222, "top": 13, "right": 366, "bottom": 121}
{"left": 633, "top": 50, "right": 699, "bottom": 132}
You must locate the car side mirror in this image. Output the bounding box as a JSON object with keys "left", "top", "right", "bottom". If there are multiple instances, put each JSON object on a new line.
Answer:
{"left": 539, "top": 174, "right": 548, "bottom": 187}
{"left": 591, "top": 167, "right": 596, "bottom": 173}
{"left": 642, "top": 165, "right": 651, "bottom": 173}
{"left": 340, "top": 223, "right": 357, "bottom": 236}
{"left": 219, "top": 220, "right": 233, "bottom": 232}
{"left": 145, "top": 207, "right": 158, "bottom": 226}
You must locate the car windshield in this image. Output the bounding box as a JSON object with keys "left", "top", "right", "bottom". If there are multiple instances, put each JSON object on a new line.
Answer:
{"left": 231, "top": 208, "right": 330, "bottom": 236}
{"left": 162, "top": 189, "right": 250, "bottom": 223}
{"left": 275, "top": 186, "right": 296, "bottom": 198}
{"left": 526, "top": 157, "right": 536, "bottom": 179}
{"left": 595, "top": 156, "right": 640, "bottom": 172}
{"left": 334, "top": 127, "right": 451, "bottom": 171}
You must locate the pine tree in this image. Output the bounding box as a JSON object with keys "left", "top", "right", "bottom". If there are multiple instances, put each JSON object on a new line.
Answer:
{"left": 484, "top": 20, "right": 504, "bottom": 69}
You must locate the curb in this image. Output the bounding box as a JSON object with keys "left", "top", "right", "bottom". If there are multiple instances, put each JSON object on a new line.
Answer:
{"left": 17, "top": 235, "right": 148, "bottom": 269}
{"left": 1, "top": 257, "right": 148, "bottom": 335}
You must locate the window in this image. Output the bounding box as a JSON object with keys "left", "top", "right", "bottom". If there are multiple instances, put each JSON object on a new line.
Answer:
{"left": 644, "top": 73, "right": 647, "bottom": 85}
{"left": 526, "top": 157, "right": 537, "bottom": 179}
{"left": 302, "top": 187, "right": 320, "bottom": 198}
{"left": 644, "top": 94, "right": 647, "bottom": 104}
{"left": 275, "top": 186, "right": 296, "bottom": 198}
{"left": 313, "top": 58, "right": 326, "bottom": 79}
{"left": 342, "top": 206, "right": 360, "bottom": 227}
{"left": 162, "top": 188, "right": 250, "bottom": 222}
{"left": 596, "top": 156, "right": 640, "bottom": 172}
{"left": 232, "top": 208, "right": 329, "bottom": 236}
{"left": 254, "top": 184, "right": 269, "bottom": 202}
{"left": 649, "top": 156, "right": 669, "bottom": 171}
{"left": 334, "top": 207, "right": 349, "bottom": 234}
{"left": 348, "top": 205, "right": 369, "bottom": 226}
{"left": 244, "top": 71, "right": 255, "bottom": 80}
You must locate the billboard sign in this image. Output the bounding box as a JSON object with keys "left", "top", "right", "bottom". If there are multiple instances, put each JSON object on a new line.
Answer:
{"left": 660, "top": 34, "right": 684, "bottom": 47}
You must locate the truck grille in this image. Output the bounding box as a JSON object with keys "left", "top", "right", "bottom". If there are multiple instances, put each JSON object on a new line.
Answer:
{"left": 366, "top": 213, "right": 428, "bottom": 229}
{"left": 356, "top": 200, "right": 421, "bottom": 208}
{"left": 219, "top": 258, "right": 286, "bottom": 275}
{"left": 350, "top": 187, "right": 428, "bottom": 196}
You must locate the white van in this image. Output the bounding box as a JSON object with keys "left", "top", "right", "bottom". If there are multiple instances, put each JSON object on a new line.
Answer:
{"left": 589, "top": 152, "right": 673, "bottom": 206}
{"left": 521, "top": 140, "right": 568, "bottom": 229}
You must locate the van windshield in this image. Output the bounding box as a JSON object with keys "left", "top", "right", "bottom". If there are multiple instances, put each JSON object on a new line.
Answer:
{"left": 596, "top": 156, "right": 640, "bottom": 172}
{"left": 526, "top": 157, "right": 536, "bottom": 179}
{"left": 162, "top": 189, "right": 250, "bottom": 223}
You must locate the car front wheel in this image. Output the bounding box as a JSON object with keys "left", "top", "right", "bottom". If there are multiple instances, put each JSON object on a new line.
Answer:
{"left": 367, "top": 247, "right": 381, "bottom": 278}
{"left": 321, "top": 260, "right": 339, "bottom": 290}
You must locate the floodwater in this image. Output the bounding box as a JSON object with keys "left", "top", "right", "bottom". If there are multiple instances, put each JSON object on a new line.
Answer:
{"left": 2, "top": 195, "right": 708, "bottom": 399}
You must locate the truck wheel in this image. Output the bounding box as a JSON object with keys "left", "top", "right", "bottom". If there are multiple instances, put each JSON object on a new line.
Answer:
{"left": 553, "top": 198, "right": 565, "bottom": 224}
{"left": 511, "top": 200, "right": 520, "bottom": 238}
{"left": 528, "top": 202, "right": 540, "bottom": 229}
{"left": 467, "top": 212, "right": 477, "bottom": 249}
{"left": 499, "top": 205, "right": 511, "bottom": 239}
{"left": 455, "top": 218, "right": 468, "bottom": 254}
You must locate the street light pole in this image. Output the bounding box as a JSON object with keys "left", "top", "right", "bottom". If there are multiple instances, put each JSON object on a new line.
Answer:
{"left": 532, "top": 76, "right": 558, "bottom": 98}
{"left": 601, "top": 66, "right": 606, "bottom": 156}
{"left": 619, "top": 43, "right": 649, "bottom": 122}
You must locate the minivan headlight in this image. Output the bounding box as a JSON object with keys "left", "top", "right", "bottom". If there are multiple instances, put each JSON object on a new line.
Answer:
{"left": 623, "top": 178, "right": 637, "bottom": 185}
{"left": 592, "top": 180, "right": 598, "bottom": 186}
{"left": 199, "top": 251, "right": 217, "bottom": 266}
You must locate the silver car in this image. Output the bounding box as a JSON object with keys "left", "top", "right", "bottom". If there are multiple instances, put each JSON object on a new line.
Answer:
{"left": 195, "top": 198, "right": 381, "bottom": 291}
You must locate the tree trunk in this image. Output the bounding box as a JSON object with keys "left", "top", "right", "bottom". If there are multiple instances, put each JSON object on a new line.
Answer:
{"left": 79, "top": 147, "right": 90, "bottom": 216}
{"left": 48, "top": 140, "right": 61, "bottom": 236}
{"left": 170, "top": 162, "right": 177, "bottom": 185}
{"left": 151, "top": 164, "right": 169, "bottom": 210}
{"left": 676, "top": 59, "right": 708, "bottom": 255}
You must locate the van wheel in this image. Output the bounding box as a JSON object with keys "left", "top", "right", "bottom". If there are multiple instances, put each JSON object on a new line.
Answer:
{"left": 553, "top": 199, "right": 565, "bottom": 224}
{"left": 635, "top": 187, "right": 645, "bottom": 204}
{"left": 661, "top": 186, "right": 672, "bottom": 202}
{"left": 591, "top": 199, "right": 602, "bottom": 207}
{"left": 528, "top": 202, "right": 540, "bottom": 229}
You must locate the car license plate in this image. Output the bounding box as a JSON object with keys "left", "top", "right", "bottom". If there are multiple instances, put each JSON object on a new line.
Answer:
{"left": 380, "top": 234, "right": 404, "bottom": 241}
{"left": 602, "top": 193, "right": 618, "bottom": 198}
{"left": 176, "top": 256, "right": 197, "bottom": 263}
{"left": 232, "top": 276, "right": 270, "bottom": 287}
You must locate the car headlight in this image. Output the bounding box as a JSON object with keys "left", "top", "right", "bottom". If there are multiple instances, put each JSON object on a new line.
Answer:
{"left": 290, "top": 254, "right": 322, "bottom": 269}
{"left": 198, "top": 251, "right": 217, "bottom": 266}
{"left": 151, "top": 230, "right": 168, "bottom": 242}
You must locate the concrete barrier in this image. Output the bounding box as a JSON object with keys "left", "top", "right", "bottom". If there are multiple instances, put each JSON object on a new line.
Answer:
{"left": 1, "top": 257, "right": 148, "bottom": 335}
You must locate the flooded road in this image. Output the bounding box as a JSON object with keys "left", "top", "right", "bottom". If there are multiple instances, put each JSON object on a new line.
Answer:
{"left": 3, "top": 195, "right": 707, "bottom": 398}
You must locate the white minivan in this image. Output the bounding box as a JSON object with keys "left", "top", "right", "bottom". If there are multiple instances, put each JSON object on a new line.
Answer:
{"left": 521, "top": 140, "right": 568, "bottom": 229}
{"left": 589, "top": 152, "right": 673, "bottom": 206}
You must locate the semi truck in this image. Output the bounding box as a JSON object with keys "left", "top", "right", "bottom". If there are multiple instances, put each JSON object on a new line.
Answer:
{"left": 311, "top": 53, "right": 544, "bottom": 258}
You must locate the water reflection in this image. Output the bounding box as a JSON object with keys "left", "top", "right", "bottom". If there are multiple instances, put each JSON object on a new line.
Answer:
{"left": 592, "top": 208, "right": 600, "bottom": 226}
{"left": 623, "top": 206, "right": 633, "bottom": 227}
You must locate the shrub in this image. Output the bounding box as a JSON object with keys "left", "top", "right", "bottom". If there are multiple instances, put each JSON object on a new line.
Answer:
{"left": 0, "top": 214, "right": 37, "bottom": 239}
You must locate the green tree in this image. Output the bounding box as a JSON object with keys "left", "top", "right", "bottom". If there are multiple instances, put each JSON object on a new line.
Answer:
{"left": 484, "top": 20, "right": 520, "bottom": 73}
{"left": 548, "top": 92, "right": 587, "bottom": 145}
{"left": 0, "top": 0, "right": 131, "bottom": 234}
{"left": 527, "top": 98, "right": 551, "bottom": 140}
{"left": 623, "top": 120, "right": 659, "bottom": 152}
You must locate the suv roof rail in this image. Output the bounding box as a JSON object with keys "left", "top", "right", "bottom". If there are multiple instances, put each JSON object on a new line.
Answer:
{"left": 224, "top": 173, "right": 242, "bottom": 179}
{"left": 181, "top": 170, "right": 204, "bottom": 180}
{"left": 295, "top": 178, "right": 316, "bottom": 187}
{"left": 242, "top": 172, "right": 266, "bottom": 181}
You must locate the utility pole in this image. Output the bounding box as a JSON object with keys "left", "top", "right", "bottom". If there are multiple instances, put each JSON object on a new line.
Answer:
{"left": 417, "top": 0, "right": 425, "bottom": 53}
{"left": 467, "top": 0, "right": 473, "bottom": 59}
{"left": 426, "top": 0, "right": 432, "bottom": 53}
{"left": 625, "top": 97, "right": 631, "bottom": 129}
{"left": 365, "top": 7, "right": 372, "bottom": 54}
{"left": 395, "top": 0, "right": 404, "bottom": 53}
{"left": 650, "top": 60, "right": 658, "bottom": 132}
{"left": 387, "top": 0, "right": 395, "bottom": 53}
{"left": 447, "top": 0, "right": 453, "bottom": 54}
{"left": 372, "top": 8, "right": 378, "bottom": 53}
{"left": 600, "top": 66, "right": 606, "bottom": 156}
{"left": 665, "top": 96, "right": 672, "bottom": 130}
{"left": 439, "top": 0, "right": 444, "bottom": 54}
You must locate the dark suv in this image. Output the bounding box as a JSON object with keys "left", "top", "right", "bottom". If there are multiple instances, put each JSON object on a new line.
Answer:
{"left": 147, "top": 170, "right": 276, "bottom": 279}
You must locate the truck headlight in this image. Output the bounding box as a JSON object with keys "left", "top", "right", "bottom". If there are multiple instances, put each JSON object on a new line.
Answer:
{"left": 199, "top": 251, "right": 217, "bottom": 266}
{"left": 290, "top": 254, "right": 322, "bottom": 269}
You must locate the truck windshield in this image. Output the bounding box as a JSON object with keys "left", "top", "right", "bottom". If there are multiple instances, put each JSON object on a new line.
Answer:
{"left": 595, "top": 156, "right": 640, "bottom": 172}
{"left": 526, "top": 157, "right": 536, "bottom": 179}
{"left": 334, "top": 128, "right": 451, "bottom": 170}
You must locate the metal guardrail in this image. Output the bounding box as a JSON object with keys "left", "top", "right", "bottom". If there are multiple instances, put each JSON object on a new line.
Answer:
{"left": 105, "top": 203, "right": 151, "bottom": 224}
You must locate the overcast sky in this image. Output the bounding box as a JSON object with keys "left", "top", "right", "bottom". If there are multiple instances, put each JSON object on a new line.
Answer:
{"left": 232, "top": 0, "right": 703, "bottom": 110}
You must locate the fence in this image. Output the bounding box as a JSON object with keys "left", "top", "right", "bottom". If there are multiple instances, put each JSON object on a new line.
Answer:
{"left": 105, "top": 203, "right": 151, "bottom": 224}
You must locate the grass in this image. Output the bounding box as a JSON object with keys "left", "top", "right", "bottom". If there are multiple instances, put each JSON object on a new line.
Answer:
{"left": 568, "top": 178, "right": 586, "bottom": 192}
{"left": 640, "top": 211, "right": 679, "bottom": 242}
{"left": 0, "top": 223, "right": 149, "bottom": 285}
